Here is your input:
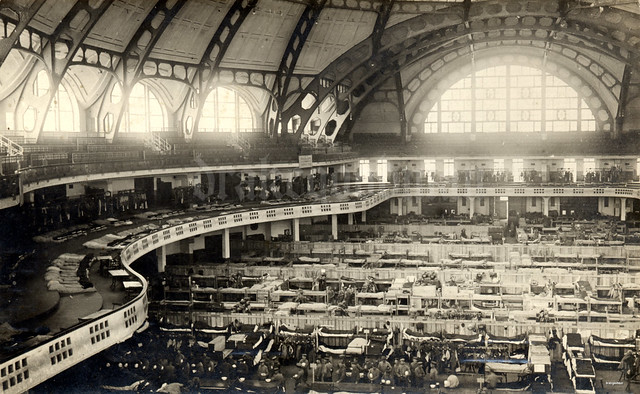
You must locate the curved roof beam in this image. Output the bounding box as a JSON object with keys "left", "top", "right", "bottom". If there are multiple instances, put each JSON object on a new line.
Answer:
{"left": 346, "top": 44, "right": 617, "bottom": 140}
{"left": 353, "top": 35, "right": 620, "bottom": 111}
{"left": 0, "top": 0, "right": 46, "bottom": 65}
{"left": 280, "top": 1, "right": 392, "bottom": 137}
{"left": 200, "top": 0, "right": 259, "bottom": 72}
{"left": 370, "top": 0, "right": 395, "bottom": 65}
{"left": 294, "top": 25, "right": 637, "bottom": 145}
{"left": 347, "top": 27, "right": 627, "bottom": 109}
{"left": 269, "top": 0, "right": 326, "bottom": 134}
{"left": 286, "top": 15, "right": 635, "bottom": 144}
{"left": 181, "top": 0, "right": 258, "bottom": 138}
{"left": 107, "top": 0, "right": 188, "bottom": 139}
{"left": 45, "top": 0, "right": 114, "bottom": 81}
{"left": 12, "top": 0, "right": 113, "bottom": 142}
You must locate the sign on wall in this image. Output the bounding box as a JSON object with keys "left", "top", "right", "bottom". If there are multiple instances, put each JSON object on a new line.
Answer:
{"left": 299, "top": 155, "right": 313, "bottom": 168}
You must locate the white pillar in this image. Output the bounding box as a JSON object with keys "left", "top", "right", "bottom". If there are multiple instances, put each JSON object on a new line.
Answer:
{"left": 621, "top": 198, "right": 627, "bottom": 221}
{"left": 361, "top": 210, "right": 367, "bottom": 223}
{"left": 156, "top": 245, "right": 166, "bottom": 273}
{"left": 542, "top": 197, "right": 549, "bottom": 217}
{"left": 331, "top": 214, "right": 338, "bottom": 240}
{"left": 397, "top": 197, "right": 403, "bottom": 216}
{"left": 469, "top": 196, "right": 475, "bottom": 219}
{"left": 293, "top": 218, "right": 300, "bottom": 242}
{"left": 347, "top": 213, "right": 354, "bottom": 225}
{"left": 241, "top": 226, "right": 247, "bottom": 241}
{"left": 222, "top": 228, "right": 230, "bottom": 259}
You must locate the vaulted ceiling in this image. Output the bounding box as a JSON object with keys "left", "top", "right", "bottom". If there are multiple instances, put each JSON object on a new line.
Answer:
{"left": 1, "top": 0, "right": 639, "bottom": 142}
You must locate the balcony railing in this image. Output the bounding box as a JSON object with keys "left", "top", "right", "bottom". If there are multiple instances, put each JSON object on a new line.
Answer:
{"left": 0, "top": 135, "right": 23, "bottom": 157}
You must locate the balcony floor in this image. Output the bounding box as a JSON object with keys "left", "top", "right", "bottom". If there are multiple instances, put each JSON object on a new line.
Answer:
{"left": 1, "top": 224, "right": 133, "bottom": 342}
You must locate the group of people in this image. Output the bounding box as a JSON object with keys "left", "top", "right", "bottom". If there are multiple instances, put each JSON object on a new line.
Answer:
{"left": 584, "top": 165, "right": 628, "bottom": 183}
{"left": 306, "top": 354, "right": 446, "bottom": 389}
{"left": 457, "top": 170, "right": 510, "bottom": 185}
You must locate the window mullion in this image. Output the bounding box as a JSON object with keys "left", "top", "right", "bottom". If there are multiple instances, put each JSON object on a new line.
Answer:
{"left": 471, "top": 66, "right": 476, "bottom": 133}
{"left": 577, "top": 96, "right": 582, "bottom": 132}
{"left": 541, "top": 71, "right": 546, "bottom": 133}
{"left": 236, "top": 91, "right": 239, "bottom": 133}
{"left": 506, "top": 65, "right": 511, "bottom": 132}
{"left": 215, "top": 89, "right": 219, "bottom": 132}
{"left": 145, "top": 87, "right": 150, "bottom": 133}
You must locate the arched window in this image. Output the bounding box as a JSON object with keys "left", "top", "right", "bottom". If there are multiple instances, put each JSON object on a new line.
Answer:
{"left": 423, "top": 65, "right": 596, "bottom": 133}
{"left": 121, "top": 83, "right": 166, "bottom": 133}
{"left": 43, "top": 82, "right": 78, "bottom": 132}
{"left": 200, "top": 87, "right": 253, "bottom": 132}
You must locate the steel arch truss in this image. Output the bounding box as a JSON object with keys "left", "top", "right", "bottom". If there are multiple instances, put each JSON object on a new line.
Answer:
{"left": 96, "top": 0, "right": 188, "bottom": 140}
{"left": 13, "top": 0, "right": 113, "bottom": 142}
{"left": 0, "top": 0, "right": 46, "bottom": 65}
{"left": 268, "top": 0, "right": 326, "bottom": 136}
{"left": 292, "top": 0, "right": 640, "bottom": 142}
{"left": 308, "top": 11, "right": 639, "bottom": 142}
{"left": 180, "top": 0, "right": 258, "bottom": 140}
{"left": 344, "top": 40, "right": 620, "bottom": 140}
{"left": 273, "top": 0, "right": 396, "bottom": 142}
{"left": 70, "top": 43, "right": 121, "bottom": 75}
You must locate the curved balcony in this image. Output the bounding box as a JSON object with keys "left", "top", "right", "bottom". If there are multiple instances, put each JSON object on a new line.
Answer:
{"left": 0, "top": 253, "right": 148, "bottom": 394}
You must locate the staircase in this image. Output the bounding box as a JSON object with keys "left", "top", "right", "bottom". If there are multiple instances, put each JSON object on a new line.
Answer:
{"left": 0, "top": 134, "right": 24, "bottom": 157}
{"left": 145, "top": 132, "right": 172, "bottom": 153}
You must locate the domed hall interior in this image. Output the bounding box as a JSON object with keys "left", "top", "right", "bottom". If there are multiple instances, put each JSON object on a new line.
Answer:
{"left": 1, "top": 0, "right": 640, "bottom": 392}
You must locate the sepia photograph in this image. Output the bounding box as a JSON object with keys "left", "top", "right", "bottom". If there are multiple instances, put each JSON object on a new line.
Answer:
{"left": 1, "top": 0, "right": 640, "bottom": 392}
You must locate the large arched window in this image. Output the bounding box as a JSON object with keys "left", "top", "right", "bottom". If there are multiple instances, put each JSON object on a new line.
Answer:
{"left": 43, "top": 82, "right": 78, "bottom": 132}
{"left": 200, "top": 87, "right": 253, "bottom": 132}
{"left": 121, "top": 83, "right": 165, "bottom": 133}
{"left": 424, "top": 65, "right": 596, "bottom": 133}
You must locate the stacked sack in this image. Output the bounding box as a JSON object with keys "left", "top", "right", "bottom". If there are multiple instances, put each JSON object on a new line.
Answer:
{"left": 45, "top": 253, "right": 97, "bottom": 294}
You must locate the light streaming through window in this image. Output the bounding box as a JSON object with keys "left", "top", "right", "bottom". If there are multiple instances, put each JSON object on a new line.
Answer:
{"left": 121, "top": 83, "right": 165, "bottom": 133}
{"left": 200, "top": 87, "right": 253, "bottom": 132}
{"left": 43, "top": 83, "right": 78, "bottom": 132}
{"left": 424, "top": 65, "right": 596, "bottom": 133}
